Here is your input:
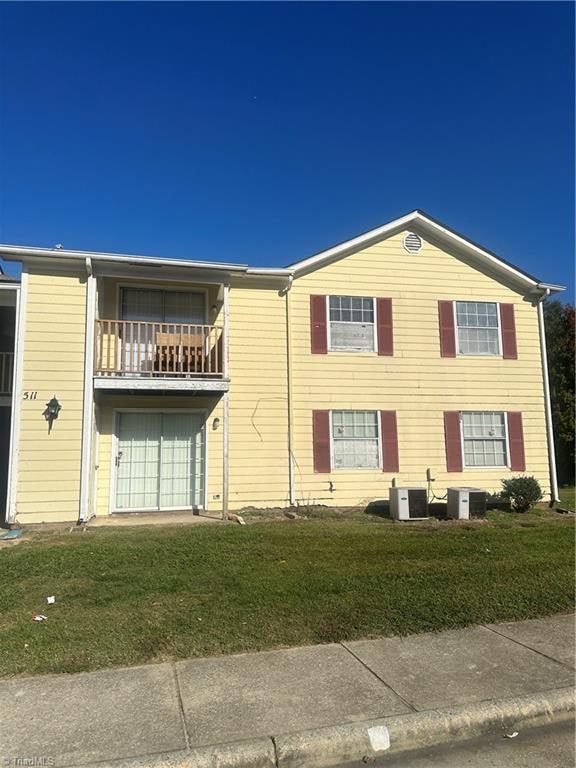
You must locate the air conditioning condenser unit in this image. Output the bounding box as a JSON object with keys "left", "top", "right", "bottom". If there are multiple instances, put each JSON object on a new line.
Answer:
{"left": 389, "top": 487, "right": 428, "bottom": 520}
{"left": 447, "top": 487, "right": 487, "bottom": 520}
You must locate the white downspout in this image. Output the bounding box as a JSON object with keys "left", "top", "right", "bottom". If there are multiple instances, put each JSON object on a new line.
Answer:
{"left": 284, "top": 276, "right": 295, "bottom": 506}
{"left": 79, "top": 258, "right": 96, "bottom": 522}
{"left": 537, "top": 289, "right": 560, "bottom": 503}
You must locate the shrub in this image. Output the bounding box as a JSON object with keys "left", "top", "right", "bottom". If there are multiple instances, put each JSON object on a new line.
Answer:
{"left": 500, "top": 476, "right": 543, "bottom": 513}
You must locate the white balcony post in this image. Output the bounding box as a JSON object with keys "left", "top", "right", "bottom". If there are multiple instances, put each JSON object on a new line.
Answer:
{"left": 222, "top": 283, "right": 229, "bottom": 520}
{"left": 79, "top": 261, "right": 96, "bottom": 522}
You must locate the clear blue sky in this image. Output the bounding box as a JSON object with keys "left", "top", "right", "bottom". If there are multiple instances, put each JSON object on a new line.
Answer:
{"left": 0, "top": 2, "right": 574, "bottom": 298}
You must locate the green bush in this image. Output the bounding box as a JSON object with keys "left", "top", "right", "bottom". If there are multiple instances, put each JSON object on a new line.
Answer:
{"left": 500, "top": 476, "right": 543, "bottom": 512}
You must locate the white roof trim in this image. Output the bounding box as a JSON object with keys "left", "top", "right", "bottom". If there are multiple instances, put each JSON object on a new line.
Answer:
{"left": 0, "top": 244, "right": 294, "bottom": 281}
{"left": 0, "top": 244, "right": 249, "bottom": 273}
{"left": 0, "top": 211, "right": 564, "bottom": 293}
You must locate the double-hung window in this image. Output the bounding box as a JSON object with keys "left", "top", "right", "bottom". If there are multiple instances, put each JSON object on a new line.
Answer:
{"left": 329, "top": 296, "right": 375, "bottom": 352}
{"left": 461, "top": 411, "right": 507, "bottom": 467}
{"left": 455, "top": 301, "right": 500, "bottom": 355}
{"left": 331, "top": 410, "right": 380, "bottom": 469}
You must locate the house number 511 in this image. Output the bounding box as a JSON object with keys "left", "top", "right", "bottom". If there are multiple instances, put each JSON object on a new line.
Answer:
{"left": 23, "top": 391, "right": 38, "bottom": 400}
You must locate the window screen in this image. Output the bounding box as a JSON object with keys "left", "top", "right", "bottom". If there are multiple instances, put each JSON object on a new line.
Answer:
{"left": 329, "top": 296, "right": 375, "bottom": 351}
{"left": 332, "top": 410, "right": 380, "bottom": 469}
{"left": 456, "top": 302, "right": 500, "bottom": 355}
{"left": 462, "top": 411, "right": 507, "bottom": 467}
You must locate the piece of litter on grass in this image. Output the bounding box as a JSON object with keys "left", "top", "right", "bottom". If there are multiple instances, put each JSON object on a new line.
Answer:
{"left": 46, "top": 596, "right": 55, "bottom": 604}
{"left": 504, "top": 731, "right": 519, "bottom": 739}
{"left": 32, "top": 614, "right": 48, "bottom": 622}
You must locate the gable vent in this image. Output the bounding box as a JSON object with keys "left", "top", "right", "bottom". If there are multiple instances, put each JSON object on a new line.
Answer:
{"left": 403, "top": 232, "right": 423, "bottom": 253}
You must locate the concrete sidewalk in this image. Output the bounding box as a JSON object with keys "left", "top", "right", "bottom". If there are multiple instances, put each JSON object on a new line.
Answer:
{"left": 1, "top": 614, "right": 574, "bottom": 768}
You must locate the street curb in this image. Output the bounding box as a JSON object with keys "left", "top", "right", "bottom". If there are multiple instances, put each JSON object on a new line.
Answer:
{"left": 77, "top": 686, "right": 574, "bottom": 768}
{"left": 275, "top": 686, "right": 575, "bottom": 767}
{"left": 82, "top": 738, "right": 277, "bottom": 768}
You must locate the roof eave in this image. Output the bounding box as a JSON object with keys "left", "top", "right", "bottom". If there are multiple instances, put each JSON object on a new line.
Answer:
{"left": 0, "top": 245, "right": 250, "bottom": 275}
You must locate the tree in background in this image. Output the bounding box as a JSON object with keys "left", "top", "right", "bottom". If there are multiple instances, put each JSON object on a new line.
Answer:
{"left": 544, "top": 300, "right": 575, "bottom": 485}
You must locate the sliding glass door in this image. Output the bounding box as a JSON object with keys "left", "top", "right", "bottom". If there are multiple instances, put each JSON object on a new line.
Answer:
{"left": 120, "top": 289, "right": 206, "bottom": 373}
{"left": 115, "top": 412, "right": 205, "bottom": 511}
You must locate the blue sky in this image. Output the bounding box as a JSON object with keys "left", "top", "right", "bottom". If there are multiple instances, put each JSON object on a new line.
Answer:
{"left": 0, "top": 2, "right": 573, "bottom": 298}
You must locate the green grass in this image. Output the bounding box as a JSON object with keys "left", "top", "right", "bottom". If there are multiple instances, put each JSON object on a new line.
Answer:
{"left": 0, "top": 511, "right": 573, "bottom": 677}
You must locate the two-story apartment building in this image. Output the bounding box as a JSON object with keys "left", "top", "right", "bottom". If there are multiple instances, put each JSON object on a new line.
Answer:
{"left": 0, "top": 211, "right": 564, "bottom": 525}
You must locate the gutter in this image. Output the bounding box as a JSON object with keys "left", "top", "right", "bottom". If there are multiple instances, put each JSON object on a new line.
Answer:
{"left": 536, "top": 288, "right": 560, "bottom": 503}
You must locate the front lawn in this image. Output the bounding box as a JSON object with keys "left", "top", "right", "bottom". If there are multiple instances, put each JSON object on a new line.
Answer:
{"left": 0, "top": 511, "right": 573, "bottom": 677}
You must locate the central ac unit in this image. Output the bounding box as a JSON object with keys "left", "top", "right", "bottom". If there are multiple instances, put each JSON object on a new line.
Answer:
{"left": 389, "top": 487, "right": 428, "bottom": 520}
{"left": 447, "top": 487, "right": 487, "bottom": 520}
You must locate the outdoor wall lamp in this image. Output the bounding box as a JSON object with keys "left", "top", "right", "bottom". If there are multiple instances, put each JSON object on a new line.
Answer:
{"left": 43, "top": 396, "right": 62, "bottom": 434}
{"left": 212, "top": 417, "right": 221, "bottom": 430}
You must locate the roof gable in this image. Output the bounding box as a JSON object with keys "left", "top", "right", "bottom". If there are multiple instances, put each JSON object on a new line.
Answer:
{"left": 288, "top": 210, "right": 564, "bottom": 296}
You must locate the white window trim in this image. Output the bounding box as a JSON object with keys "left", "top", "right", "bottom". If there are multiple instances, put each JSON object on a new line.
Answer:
{"left": 326, "top": 295, "right": 378, "bottom": 353}
{"left": 459, "top": 410, "right": 510, "bottom": 470}
{"left": 453, "top": 300, "right": 503, "bottom": 358}
{"left": 329, "top": 409, "right": 383, "bottom": 471}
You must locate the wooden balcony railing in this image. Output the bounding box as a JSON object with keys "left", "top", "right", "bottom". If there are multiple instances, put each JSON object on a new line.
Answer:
{"left": 0, "top": 352, "right": 14, "bottom": 395}
{"left": 94, "top": 320, "right": 224, "bottom": 377}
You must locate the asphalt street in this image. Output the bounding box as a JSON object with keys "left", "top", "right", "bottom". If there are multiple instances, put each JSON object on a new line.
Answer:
{"left": 342, "top": 718, "right": 576, "bottom": 768}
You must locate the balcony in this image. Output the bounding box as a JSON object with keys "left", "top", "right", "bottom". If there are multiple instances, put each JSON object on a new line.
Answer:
{"left": 0, "top": 352, "right": 14, "bottom": 396}
{"left": 93, "top": 320, "right": 227, "bottom": 392}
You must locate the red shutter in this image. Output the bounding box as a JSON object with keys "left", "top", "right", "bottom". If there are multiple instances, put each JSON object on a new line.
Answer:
{"left": 444, "top": 411, "right": 463, "bottom": 472}
{"left": 310, "top": 295, "right": 328, "bottom": 354}
{"left": 438, "top": 301, "right": 456, "bottom": 357}
{"left": 507, "top": 412, "right": 526, "bottom": 471}
{"left": 500, "top": 304, "right": 518, "bottom": 359}
{"left": 312, "top": 410, "right": 331, "bottom": 473}
{"left": 376, "top": 298, "right": 394, "bottom": 356}
{"left": 380, "top": 411, "right": 399, "bottom": 472}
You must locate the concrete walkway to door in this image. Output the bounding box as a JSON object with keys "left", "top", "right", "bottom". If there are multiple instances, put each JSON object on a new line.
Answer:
{"left": 87, "top": 511, "right": 224, "bottom": 527}
{"left": 0, "top": 613, "right": 573, "bottom": 768}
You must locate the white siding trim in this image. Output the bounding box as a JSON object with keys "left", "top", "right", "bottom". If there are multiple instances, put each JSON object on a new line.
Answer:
{"left": 5, "top": 279, "right": 23, "bottom": 524}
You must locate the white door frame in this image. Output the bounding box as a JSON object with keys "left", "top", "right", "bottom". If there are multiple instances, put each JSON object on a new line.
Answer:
{"left": 109, "top": 407, "right": 208, "bottom": 514}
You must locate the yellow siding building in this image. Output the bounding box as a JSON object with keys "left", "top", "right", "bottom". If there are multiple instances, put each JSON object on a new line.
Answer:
{"left": 0, "top": 211, "right": 563, "bottom": 524}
